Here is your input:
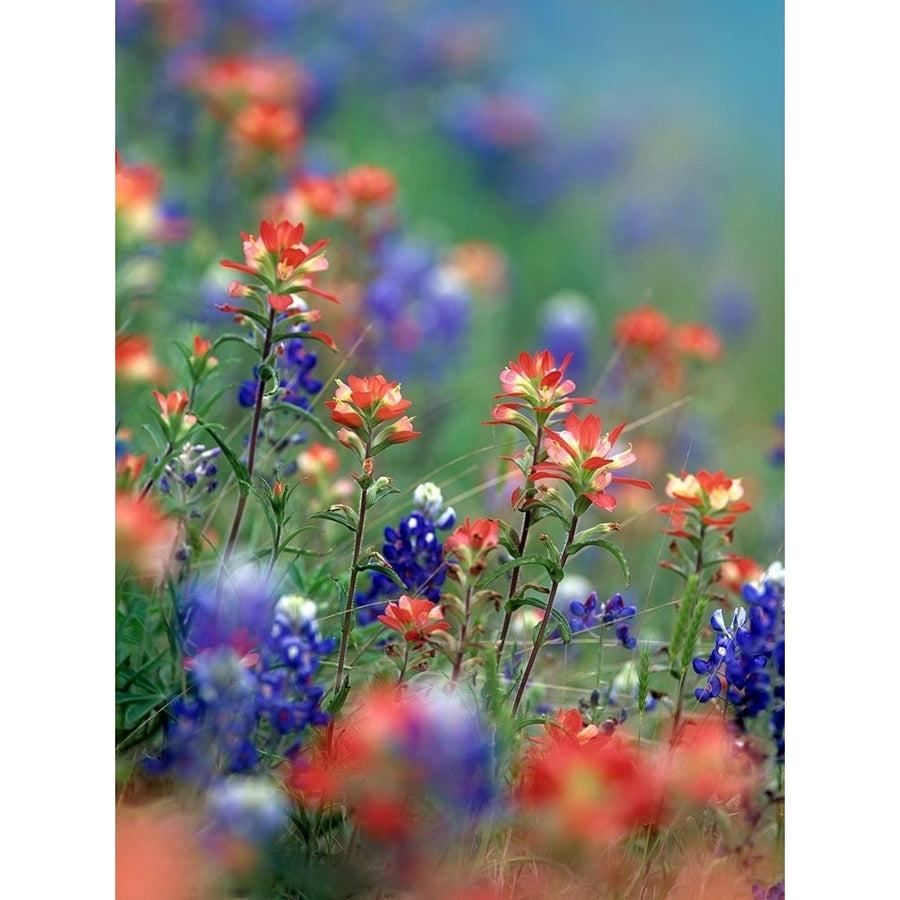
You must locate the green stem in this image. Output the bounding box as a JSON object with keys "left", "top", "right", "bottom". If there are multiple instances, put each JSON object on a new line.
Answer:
{"left": 221, "top": 308, "right": 276, "bottom": 566}
{"left": 331, "top": 456, "right": 372, "bottom": 698}
{"left": 511, "top": 513, "right": 580, "bottom": 716}
{"left": 449, "top": 585, "right": 474, "bottom": 688}
{"left": 495, "top": 439, "right": 544, "bottom": 660}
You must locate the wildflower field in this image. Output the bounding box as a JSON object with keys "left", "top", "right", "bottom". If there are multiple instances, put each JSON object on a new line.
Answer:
{"left": 112, "top": 3, "right": 794, "bottom": 898}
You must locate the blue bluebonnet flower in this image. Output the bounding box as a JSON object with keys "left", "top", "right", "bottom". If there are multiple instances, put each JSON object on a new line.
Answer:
{"left": 148, "top": 579, "right": 334, "bottom": 785}
{"left": 752, "top": 880, "right": 785, "bottom": 900}
{"left": 568, "top": 590, "right": 638, "bottom": 649}
{"left": 158, "top": 441, "right": 221, "bottom": 500}
{"left": 361, "top": 237, "right": 472, "bottom": 381}
{"left": 693, "top": 563, "right": 785, "bottom": 762}
{"left": 708, "top": 283, "right": 758, "bottom": 339}
{"left": 355, "top": 483, "right": 456, "bottom": 625}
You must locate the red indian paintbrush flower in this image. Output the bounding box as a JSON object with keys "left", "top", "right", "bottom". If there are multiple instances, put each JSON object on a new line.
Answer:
{"left": 219, "top": 218, "right": 337, "bottom": 303}
{"left": 658, "top": 469, "right": 751, "bottom": 532}
{"left": 377, "top": 596, "right": 450, "bottom": 646}
{"left": 531, "top": 412, "right": 652, "bottom": 513}
{"left": 443, "top": 517, "right": 500, "bottom": 578}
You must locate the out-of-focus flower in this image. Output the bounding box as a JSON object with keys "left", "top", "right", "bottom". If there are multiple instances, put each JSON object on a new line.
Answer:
{"left": 286, "top": 684, "right": 495, "bottom": 842}
{"left": 343, "top": 163, "right": 396, "bottom": 206}
{"left": 672, "top": 323, "right": 723, "bottom": 362}
{"left": 116, "top": 334, "right": 171, "bottom": 384}
{"left": 716, "top": 555, "right": 764, "bottom": 597}
{"left": 116, "top": 150, "right": 188, "bottom": 244}
{"left": 446, "top": 240, "right": 509, "bottom": 299}
{"left": 532, "top": 412, "right": 652, "bottom": 514}
{"left": 537, "top": 291, "right": 597, "bottom": 387}
{"left": 229, "top": 100, "right": 303, "bottom": 160}
{"left": 116, "top": 806, "right": 211, "bottom": 900}
{"left": 184, "top": 54, "right": 305, "bottom": 120}
{"left": 115, "top": 490, "right": 178, "bottom": 582}
{"left": 613, "top": 305, "right": 670, "bottom": 351}
{"left": 444, "top": 517, "right": 500, "bottom": 579}
{"left": 204, "top": 774, "right": 289, "bottom": 851}
{"left": 377, "top": 595, "right": 450, "bottom": 646}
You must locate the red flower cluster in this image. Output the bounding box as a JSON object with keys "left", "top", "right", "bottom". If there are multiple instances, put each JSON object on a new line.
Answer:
{"left": 443, "top": 517, "right": 500, "bottom": 578}
{"left": 613, "top": 305, "right": 723, "bottom": 393}
{"left": 325, "top": 373, "right": 421, "bottom": 459}
{"left": 659, "top": 469, "right": 752, "bottom": 534}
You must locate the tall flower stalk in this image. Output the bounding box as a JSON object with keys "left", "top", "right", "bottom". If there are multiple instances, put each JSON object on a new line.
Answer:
{"left": 322, "top": 374, "right": 422, "bottom": 700}
{"left": 214, "top": 219, "right": 339, "bottom": 567}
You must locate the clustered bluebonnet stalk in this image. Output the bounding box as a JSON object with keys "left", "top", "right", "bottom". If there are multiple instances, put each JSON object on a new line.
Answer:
{"left": 692, "top": 562, "right": 785, "bottom": 762}
{"left": 355, "top": 482, "right": 456, "bottom": 625}
{"left": 148, "top": 579, "right": 334, "bottom": 784}
{"left": 237, "top": 326, "right": 323, "bottom": 479}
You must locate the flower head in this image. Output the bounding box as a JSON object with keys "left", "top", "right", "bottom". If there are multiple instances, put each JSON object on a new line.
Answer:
{"left": 492, "top": 350, "right": 594, "bottom": 420}
{"left": 531, "top": 412, "right": 652, "bottom": 513}
{"left": 659, "top": 469, "right": 752, "bottom": 531}
{"left": 444, "top": 517, "right": 500, "bottom": 578}
{"left": 377, "top": 595, "right": 450, "bottom": 646}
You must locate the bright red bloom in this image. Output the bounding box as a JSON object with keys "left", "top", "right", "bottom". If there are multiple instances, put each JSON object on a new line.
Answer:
{"left": 444, "top": 517, "right": 500, "bottom": 577}
{"left": 658, "top": 469, "right": 752, "bottom": 530}
{"left": 116, "top": 490, "right": 178, "bottom": 581}
{"left": 343, "top": 164, "right": 397, "bottom": 206}
{"left": 531, "top": 412, "right": 652, "bottom": 512}
{"left": 377, "top": 596, "right": 450, "bottom": 645}
{"left": 153, "top": 389, "right": 189, "bottom": 419}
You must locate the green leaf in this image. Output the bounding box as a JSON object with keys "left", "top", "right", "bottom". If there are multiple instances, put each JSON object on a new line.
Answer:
{"left": 355, "top": 555, "right": 406, "bottom": 591}
{"left": 311, "top": 504, "right": 359, "bottom": 533}
{"left": 194, "top": 417, "right": 252, "bottom": 497}
{"left": 567, "top": 538, "right": 631, "bottom": 586}
{"left": 328, "top": 676, "right": 352, "bottom": 716}
{"left": 476, "top": 553, "right": 565, "bottom": 588}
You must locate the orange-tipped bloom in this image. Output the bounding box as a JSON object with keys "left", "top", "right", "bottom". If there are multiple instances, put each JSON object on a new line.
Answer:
{"left": 115, "top": 335, "right": 170, "bottom": 384}
{"left": 531, "top": 412, "right": 652, "bottom": 513}
{"left": 659, "top": 469, "right": 752, "bottom": 531}
{"left": 613, "top": 305, "right": 671, "bottom": 350}
{"left": 377, "top": 595, "right": 450, "bottom": 646}
{"left": 116, "top": 490, "right": 178, "bottom": 581}
{"left": 444, "top": 517, "right": 500, "bottom": 577}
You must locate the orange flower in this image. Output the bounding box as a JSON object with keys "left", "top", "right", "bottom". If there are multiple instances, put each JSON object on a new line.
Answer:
{"left": 659, "top": 469, "right": 751, "bottom": 530}
{"left": 377, "top": 595, "right": 450, "bottom": 645}
{"left": 494, "top": 349, "right": 594, "bottom": 417}
{"left": 115, "top": 491, "right": 178, "bottom": 581}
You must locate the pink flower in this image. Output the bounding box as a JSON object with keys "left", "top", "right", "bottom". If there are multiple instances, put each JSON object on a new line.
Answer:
{"left": 377, "top": 596, "right": 450, "bottom": 646}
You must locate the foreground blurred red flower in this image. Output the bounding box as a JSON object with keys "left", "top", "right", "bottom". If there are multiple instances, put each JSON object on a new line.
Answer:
{"left": 116, "top": 807, "right": 212, "bottom": 900}
{"left": 116, "top": 490, "right": 178, "bottom": 581}
{"left": 378, "top": 595, "right": 450, "bottom": 645}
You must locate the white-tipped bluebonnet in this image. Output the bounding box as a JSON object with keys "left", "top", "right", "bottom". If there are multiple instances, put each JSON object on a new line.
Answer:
{"left": 204, "top": 775, "right": 289, "bottom": 847}
{"left": 355, "top": 484, "right": 456, "bottom": 625}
